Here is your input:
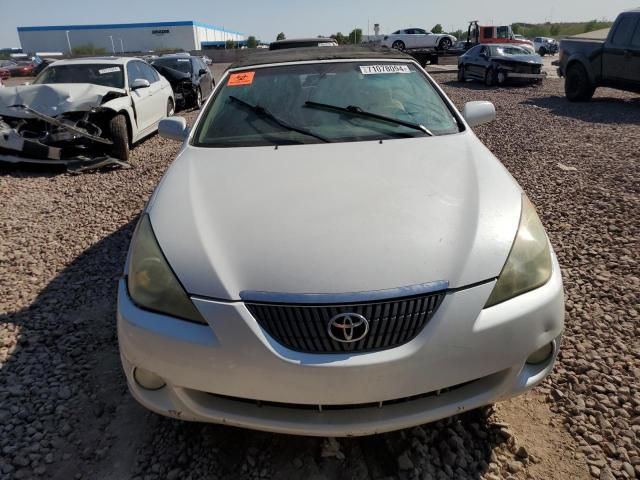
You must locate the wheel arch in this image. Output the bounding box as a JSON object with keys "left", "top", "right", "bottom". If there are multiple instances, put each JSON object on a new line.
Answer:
{"left": 565, "top": 55, "right": 596, "bottom": 85}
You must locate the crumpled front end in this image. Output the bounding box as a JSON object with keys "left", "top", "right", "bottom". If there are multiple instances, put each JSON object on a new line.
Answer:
{"left": 0, "top": 84, "right": 129, "bottom": 172}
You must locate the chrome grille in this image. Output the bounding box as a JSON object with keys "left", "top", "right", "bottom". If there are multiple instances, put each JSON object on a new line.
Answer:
{"left": 246, "top": 292, "right": 446, "bottom": 354}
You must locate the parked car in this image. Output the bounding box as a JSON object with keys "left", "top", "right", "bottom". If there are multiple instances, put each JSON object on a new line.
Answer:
{"left": 382, "top": 28, "right": 457, "bottom": 51}
{"left": 5, "top": 61, "right": 35, "bottom": 77}
{"left": 118, "top": 46, "right": 564, "bottom": 437}
{"left": 458, "top": 44, "right": 546, "bottom": 86}
{"left": 557, "top": 8, "right": 640, "bottom": 101}
{"left": 151, "top": 56, "right": 214, "bottom": 109}
{"left": 0, "top": 57, "right": 174, "bottom": 170}
{"left": 533, "top": 37, "right": 559, "bottom": 56}
{"left": 270, "top": 38, "right": 338, "bottom": 50}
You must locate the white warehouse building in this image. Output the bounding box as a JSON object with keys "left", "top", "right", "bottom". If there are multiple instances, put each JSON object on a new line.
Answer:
{"left": 17, "top": 21, "right": 245, "bottom": 54}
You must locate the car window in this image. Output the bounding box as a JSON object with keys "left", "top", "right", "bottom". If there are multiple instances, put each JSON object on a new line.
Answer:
{"left": 151, "top": 58, "right": 193, "bottom": 74}
{"left": 194, "top": 61, "right": 460, "bottom": 148}
{"left": 480, "top": 46, "right": 489, "bottom": 55}
{"left": 631, "top": 22, "right": 640, "bottom": 47}
{"left": 414, "top": 29, "right": 428, "bottom": 34}
{"left": 483, "top": 27, "right": 494, "bottom": 38}
{"left": 610, "top": 15, "right": 639, "bottom": 46}
{"left": 33, "top": 63, "right": 124, "bottom": 89}
{"left": 139, "top": 62, "right": 160, "bottom": 83}
{"left": 497, "top": 26, "right": 510, "bottom": 39}
{"left": 126, "top": 61, "right": 145, "bottom": 87}
{"left": 534, "top": 37, "right": 541, "bottom": 42}
{"left": 466, "top": 45, "right": 482, "bottom": 56}
{"left": 491, "top": 45, "right": 529, "bottom": 56}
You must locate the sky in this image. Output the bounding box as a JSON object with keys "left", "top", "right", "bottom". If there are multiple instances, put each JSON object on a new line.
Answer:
{"left": 1, "top": 0, "right": 638, "bottom": 47}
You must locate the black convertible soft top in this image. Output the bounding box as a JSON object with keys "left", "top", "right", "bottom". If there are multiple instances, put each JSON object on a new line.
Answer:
{"left": 229, "top": 46, "right": 415, "bottom": 70}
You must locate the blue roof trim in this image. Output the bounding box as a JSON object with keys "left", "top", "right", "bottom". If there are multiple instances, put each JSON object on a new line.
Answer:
{"left": 17, "top": 21, "right": 243, "bottom": 36}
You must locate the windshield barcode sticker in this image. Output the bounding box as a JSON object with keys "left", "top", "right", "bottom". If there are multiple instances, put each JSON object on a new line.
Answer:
{"left": 98, "top": 67, "right": 120, "bottom": 74}
{"left": 178, "top": 59, "right": 190, "bottom": 62}
{"left": 359, "top": 65, "right": 411, "bottom": 75}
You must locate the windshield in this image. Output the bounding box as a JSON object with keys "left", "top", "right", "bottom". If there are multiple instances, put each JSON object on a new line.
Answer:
{"left": 491, "top": 46, "right": 530, "bottom": 56}
{"left": 151, "top": 58, "right": 192, "bottom": 73}
{"left": 33, "top": 64, "right": 124, "bottom": 88}
{"left": 194, "top": 61, "right": 460, "bottom": 147}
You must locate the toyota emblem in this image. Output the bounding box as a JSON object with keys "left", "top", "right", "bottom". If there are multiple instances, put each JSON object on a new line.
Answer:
{"left": 327, "top": 313, "right": 369, "bottom": 344}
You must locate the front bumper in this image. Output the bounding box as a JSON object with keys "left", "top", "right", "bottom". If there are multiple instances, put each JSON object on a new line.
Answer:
{"left": 117, "top": 256, "right": 564, "bottom": 436}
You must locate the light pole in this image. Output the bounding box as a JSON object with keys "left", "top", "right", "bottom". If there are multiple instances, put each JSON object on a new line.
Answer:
{"left": 119, "top": 38, "right": 124, "bottom": 53}
{"left": 65, "top": 30, "right": 72, "bottom": 56}
{"left": 108, "top": 35, "right": 115, "bottom": 54}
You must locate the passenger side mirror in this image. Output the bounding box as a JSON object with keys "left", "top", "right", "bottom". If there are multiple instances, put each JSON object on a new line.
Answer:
{"left": 462, "top": 101, "right": 496, "bottom": 127}
{"left": 158, "top": 117, "right": 189, "bottom": 141}
{"left": 131, "top": 78, "right": 150, "bottom": 90}
{"left": 198, "top": 68, "right": 208, "bottom": 76}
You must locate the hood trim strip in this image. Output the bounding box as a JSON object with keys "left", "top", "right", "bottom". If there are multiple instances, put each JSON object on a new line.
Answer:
{"left": 239, "top": 281, "right": 449, "bottom": 305}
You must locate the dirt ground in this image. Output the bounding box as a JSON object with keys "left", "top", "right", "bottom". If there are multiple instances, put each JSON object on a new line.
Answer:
{"left": 1, "top": 69, "right": 638, "bottom": 480}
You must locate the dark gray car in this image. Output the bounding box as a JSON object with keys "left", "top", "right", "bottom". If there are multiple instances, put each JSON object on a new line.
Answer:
{"left": 458, "top": 44, "right": 545, "bottom": 86}
{"left": 151, "top": 56, "right": 214, "bottom": 109}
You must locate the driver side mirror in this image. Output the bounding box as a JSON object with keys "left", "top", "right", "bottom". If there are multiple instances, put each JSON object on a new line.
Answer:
{"left": 158, "top": 117, "right": 189, "bottom": 142}
{"left": 198, "top": 68, "right": 208, "bottom": 76}
{"left": 462, "top": 101, "right": 496, "bottom": 127}
{"left": 131, "top": 78, "right": 150, "bottom": 91}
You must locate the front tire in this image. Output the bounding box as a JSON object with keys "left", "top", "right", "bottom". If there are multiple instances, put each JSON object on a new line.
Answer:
{"left": 438, "top": 38, "right": 452, "bottom": 50}
{"left": 392, "top": 40, "right": 405, "bottom": 51}
{"left": 108, "top": 114, "right": 129, "bottom": 162}
{"left": 539, "top": 47, "right": 547, "bottom": 56}
{"left": 457, "top": 66, "right": 466, "bottom": 82}
{"left": 565, "top": 63, "right": 595, "bottom": 102}
{"left": 484, "top": 68, "right": 496, "bottom": 87}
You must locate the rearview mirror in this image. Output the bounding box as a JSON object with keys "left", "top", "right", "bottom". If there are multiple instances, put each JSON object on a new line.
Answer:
{"left": 462, "top": 101, "right": 496, "bottom": 127}
{"left": 158, "top": 117, "right": 189, "bottom": 141}
{"left": 131, "top": 78, "right": 150, "bottom": 90}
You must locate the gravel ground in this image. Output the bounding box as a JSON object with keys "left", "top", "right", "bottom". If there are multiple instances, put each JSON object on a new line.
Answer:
{"left": 0, "top": 73, "right": 638, "bottom": 480}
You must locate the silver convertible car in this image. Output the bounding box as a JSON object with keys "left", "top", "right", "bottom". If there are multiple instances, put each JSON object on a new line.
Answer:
{"left": 118, "top": 47, "right": 564, "bottom": 436}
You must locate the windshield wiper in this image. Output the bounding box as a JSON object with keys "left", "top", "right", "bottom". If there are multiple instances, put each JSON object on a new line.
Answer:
{"left": 228, "top": 96, "right": 330, "bottom": 143}
{"left": 304, "top": 101, "right": 433, "bottom": 136}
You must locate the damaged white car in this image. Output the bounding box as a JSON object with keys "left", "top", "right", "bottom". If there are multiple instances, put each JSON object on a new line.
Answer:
{"left": 0, "top": 57, "right": 174, "bottom": 172}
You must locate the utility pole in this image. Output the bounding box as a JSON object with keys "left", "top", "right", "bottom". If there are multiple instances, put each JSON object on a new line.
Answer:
{"left": 65, "top": 30, "right": 72, "bottom": 56}
{"left": 119, "top": 38, "right": 124, "bottom": 53}
{"left": 108, "top": 35, "right": 115, "bottom": 54}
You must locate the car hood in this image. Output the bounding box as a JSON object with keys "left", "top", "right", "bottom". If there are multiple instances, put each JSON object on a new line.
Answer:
{"left": 0, "top": 83, "right": 126, "bottom": 118}
{"left": 494, "top": 55, "right": 543, "bottom": 65}
{"left": 147, "top": 133, "right": 522, "bottom": 300}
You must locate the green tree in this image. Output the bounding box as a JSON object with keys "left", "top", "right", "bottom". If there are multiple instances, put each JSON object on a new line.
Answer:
{"left": 225, "top": 39, "right": 237, "bottom": 49}
{"left": 276, "top": 32, "right": 286, "bottom": 41}
{"left": 431, "top": 24, "right": 443, "bottom": 34}
{"left": 584, "top": 20, "right": 598, "bottom": 33}
{"left": 72, "top": 43, "right": 107, "bottom": 56}
{"left": 550, "top": 24, "right": 560, "bottom": 37}
{"left": 348, "top": 28, "right": 362, "bottom": 44}
{"left": 247, "top": 36, "right": 258, "bottom": 48}
{"left": 330, "top": 32, "right": 347, "bottom": 45}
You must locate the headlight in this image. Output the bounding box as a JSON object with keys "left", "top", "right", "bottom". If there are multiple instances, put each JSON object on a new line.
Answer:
{"left": 127, "top": 214, "right": 206, "bottom": 324}
{"left": 484, "top": 195, "right": 552, "bottom": 308}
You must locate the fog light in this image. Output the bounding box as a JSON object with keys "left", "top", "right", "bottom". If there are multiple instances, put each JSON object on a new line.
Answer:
{"left": 526, "top": 342, "right": 554, "bottom": 365}
{"left": 133, "top": 367, "right": 166, "bottom": 390}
